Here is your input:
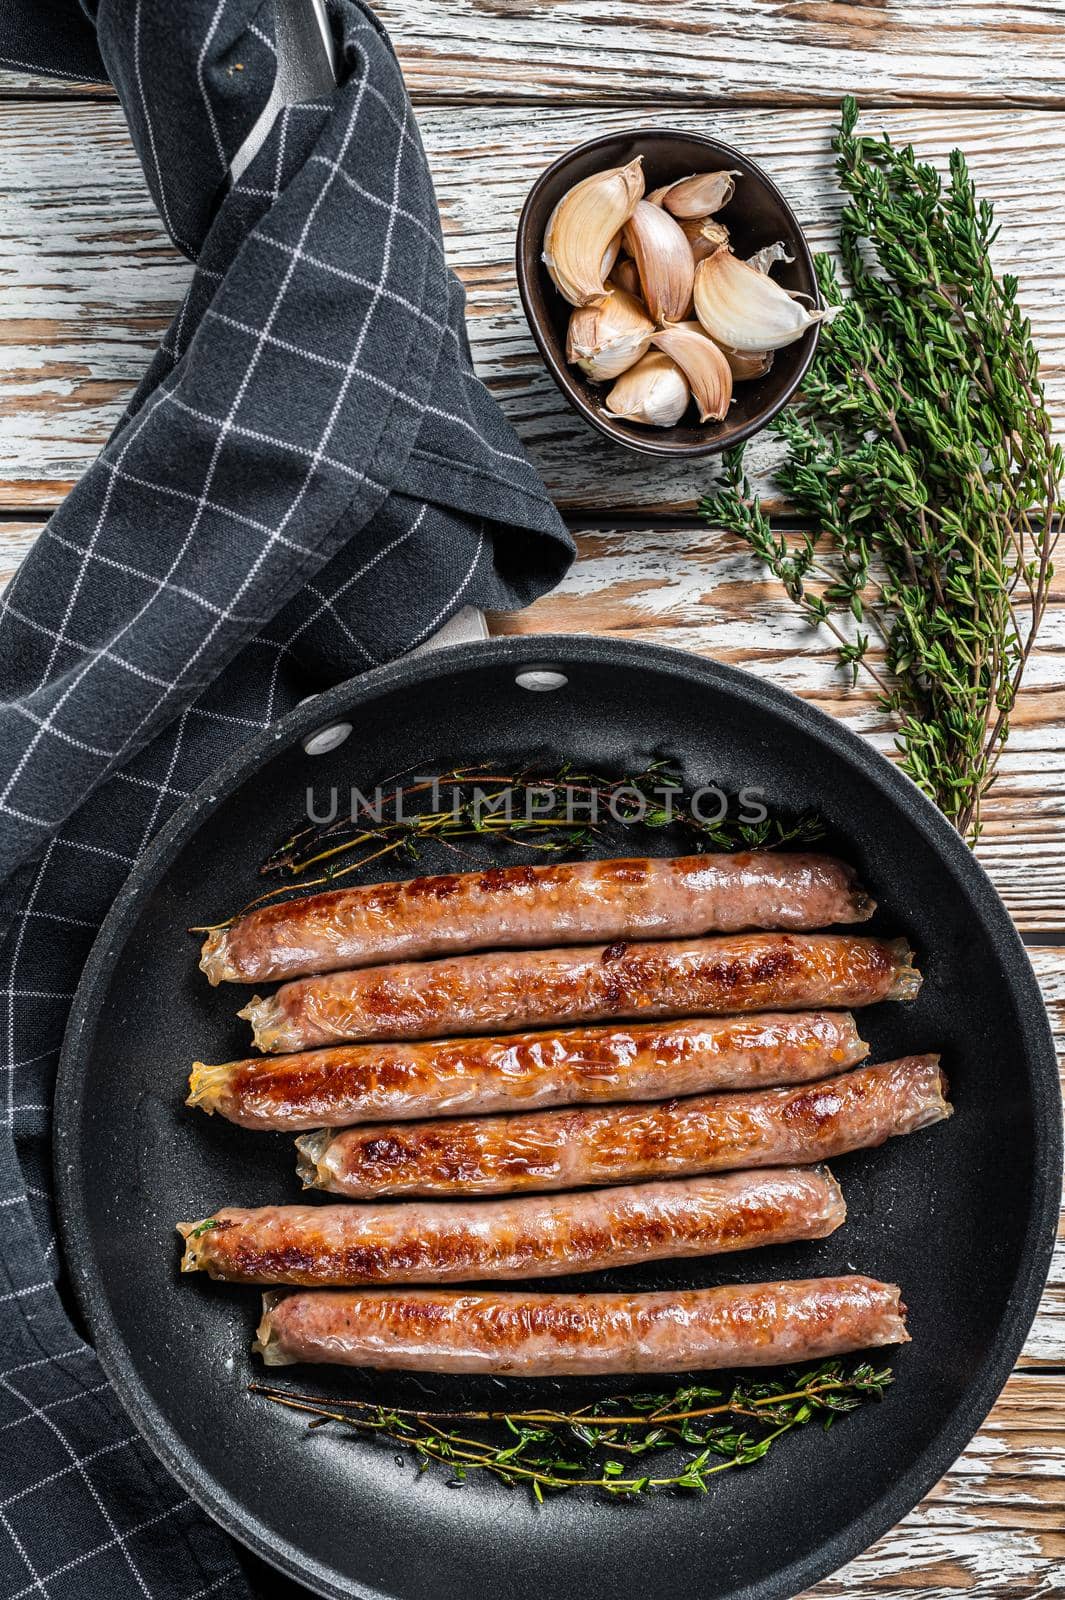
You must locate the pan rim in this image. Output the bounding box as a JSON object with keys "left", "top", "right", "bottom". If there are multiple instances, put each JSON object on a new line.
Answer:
{"left": 54, "top": 633, "right": 1063, "bottom": 1600}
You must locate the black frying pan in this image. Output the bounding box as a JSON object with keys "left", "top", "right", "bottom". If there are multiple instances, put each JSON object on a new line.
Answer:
{"left": 55, "top": 636, "right": 1061, "bottom": 1600}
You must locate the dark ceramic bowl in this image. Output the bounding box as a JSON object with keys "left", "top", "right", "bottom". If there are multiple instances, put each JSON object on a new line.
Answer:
{"left": 516, "top": 127, "right": 821, "bottom": 458}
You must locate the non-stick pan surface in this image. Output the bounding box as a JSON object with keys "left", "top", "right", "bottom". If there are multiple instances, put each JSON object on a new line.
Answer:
{"left": 55, "top": 636, "right": 1061, "bottom": 1600}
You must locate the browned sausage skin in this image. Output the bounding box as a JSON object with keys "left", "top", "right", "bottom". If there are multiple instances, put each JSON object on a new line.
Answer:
{"left": 188, "top": 1011, "right": 870, "bottom": 1132}
{"left": 253, "top": 1277, "right": 908, "bottom": 1374}
{"left": 297, "top": 1055, "right": 951, "bottom": 1199}
{"left": 201, "top": 852, "right": 875, "bottom": 985}
{"left": 178, "top": 1167, "right": 845, "bottom": 1286}
{"left": 242, "top": 933, "right": 919, "bottom": 1053}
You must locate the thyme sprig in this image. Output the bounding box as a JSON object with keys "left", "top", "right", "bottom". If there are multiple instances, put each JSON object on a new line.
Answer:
{"left": 699, "top": 98, "right": 1061, "bottom": 841}
{"left": 250, "top": 1359, "right": 892, "bottom": 1501}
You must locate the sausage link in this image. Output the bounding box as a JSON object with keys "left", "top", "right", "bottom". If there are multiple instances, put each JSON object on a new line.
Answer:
{"left": 202, "top": 852, "right": 875, "bottom": 985}
{"left": 297, "top": 1055, "right": 950, "bottom": 1199}
{"left": 178, "top": 1167, "right": 845, "bottom": 1286}
{"left": 253, "top": 1276, "right": 908, "bottom": 1374}
{"left": 188, "top": 1011, "right": 869, "bottom": 1132}
{"left": 242, "top": 933, "right": 919, "bottom": 1052}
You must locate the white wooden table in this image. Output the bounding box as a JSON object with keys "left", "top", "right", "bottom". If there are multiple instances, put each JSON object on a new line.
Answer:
{"left": 1, "top": 4, "right": 1063, "bottom": 1591}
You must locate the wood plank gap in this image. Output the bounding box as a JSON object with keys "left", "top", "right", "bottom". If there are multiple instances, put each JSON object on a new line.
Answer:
{"left": 5, "top": 88, "right": 1065, "bottom": 114}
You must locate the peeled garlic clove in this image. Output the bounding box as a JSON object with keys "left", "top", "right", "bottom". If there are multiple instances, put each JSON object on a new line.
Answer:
{"left": 651, "top": 321, "right": 732, "bottom": 423}
{"left": 747, "top": 241, "right": 795, "bottom": 276}
{"left": 567, "top": 289, "right": 656, "bottom": 381}
{"left": 542, "top": 159, "right": 645, "bottom": 307}
{"left": 623, "top": 201, "right": 695, "bottom": 326}
{"left": 609, "top": 256, "right": 643, "bottom": 298}
{"left": 693, "top": 250, "right": 823, "bottom": 352}
{"left": 680, "top": 217, "right": 731, "bottom": 264}
{"left": 604, "top": 350, "right": 690, "bottom": 427}
{"left": 661, "top": 170, "right": 739, "bottom": 219}
{"left": 718, "top": 344, "right": 774, "bottom": 381}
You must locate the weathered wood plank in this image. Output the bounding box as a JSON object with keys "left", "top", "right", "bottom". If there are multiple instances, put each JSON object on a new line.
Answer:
{"left": 0, "top": 103, "right": 1061, "bottom": 516}
{"left": 808, "top": 1373, "right": 1065, "bottom": 1599}
{"left": 4, "top": 0, "right": 1065, "bottom": 109}
{"left": 0, "top": 521, "right": 39, "bottom": 593}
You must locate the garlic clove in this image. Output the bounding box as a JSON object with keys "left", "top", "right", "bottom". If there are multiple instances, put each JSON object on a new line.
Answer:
{"left": 680, "top": 217, "right": 731, "bottom": 264}
{"left": 603, "top": 350, "right": 690, "bottom": 427}
{"left": 542, "top": 158, "right": 645, "bottom": 307}
{"left": 651, "top": 321, "right": 733, "bottom": 422}
{"left": 646, "top": 184, "right": 672, "bottom": 206}
{"left": 718, "top": 344, "right": 774, "bottom": 381}
{"left": 693, "top": 250, "right": 823, "bottom": 352}
{"left": 609, "top": 256, "right": 644, "bottom": 298}
{"left": 660, "top": 170, "right": 740, "bottom": 219}
{"left": 747, "top": 240, "right": 795, "bottom": 276}
{"left": 623, "top": 201, "right": 696, "bottom": 326}
{"left": 567, "top": 289, "right": 657, "bottom": 381}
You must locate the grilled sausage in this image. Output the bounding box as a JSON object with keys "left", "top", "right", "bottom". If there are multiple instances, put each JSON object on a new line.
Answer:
{"left": 296, "top": 1055, "right": 951, "bottom": 1199}
{"left": 253, "top": 1276, "right": 909, "bottom": 1374}
{"left": 200, "top": 852, "right": 874, "bottom": 985}
{"left": 178, "top": 1166, "right": 845, "bottom": 1286}
{"left": 188, "top": 1011, "right": 869, "bottom": 1132}
{"left": 242, "top": 933, "right": 919, "bottom": 1052}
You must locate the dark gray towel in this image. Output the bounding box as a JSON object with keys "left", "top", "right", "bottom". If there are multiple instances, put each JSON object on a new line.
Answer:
{"left": 0, "top": 3, "right": 572, "bottom": 1595}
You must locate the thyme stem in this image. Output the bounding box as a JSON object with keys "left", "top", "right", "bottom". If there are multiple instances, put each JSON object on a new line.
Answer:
{"left": 249, "top": 1360, "right": 893, "bottom": 1500}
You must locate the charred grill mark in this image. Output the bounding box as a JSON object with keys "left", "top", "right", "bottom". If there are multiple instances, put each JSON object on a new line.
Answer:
{"left": 475, "top": 865, "right": 540, "bottom": 893}
{"left": 403, "top": 874, "right": 464, "bottom": 900}
{"left": 598, "top": 860, "right": 651, "bottom": 885}
{"left": 701, "top": 943, "right": 803, "bottom": 992}
{"left": 360, "top": 1135, "right": 411, "bottom": 1166}
{"left": 780, "top": 1084, "right": 848, "bottom": 1130}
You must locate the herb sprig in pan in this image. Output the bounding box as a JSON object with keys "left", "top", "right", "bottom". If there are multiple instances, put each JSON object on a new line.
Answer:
{"left": 700, "top": 99, "right": 1061, "bottom": 841}
{"left": 251, "top": 1360, "right": 892, "bottom": 1501}
{"left": 261, "top": 762, "right": 823, "bottom": 888}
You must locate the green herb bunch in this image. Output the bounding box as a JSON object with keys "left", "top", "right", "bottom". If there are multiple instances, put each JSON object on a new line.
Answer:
{"left": 700, "top": 98, "right": 1061, "bottom": 840}
{"left": 251, "top": 1359, "right": 892, "bottom": 1501}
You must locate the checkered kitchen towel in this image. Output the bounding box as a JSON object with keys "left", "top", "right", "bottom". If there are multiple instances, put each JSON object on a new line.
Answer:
{"left": 0, "top": 2, "right": 572, "bottom": 1594}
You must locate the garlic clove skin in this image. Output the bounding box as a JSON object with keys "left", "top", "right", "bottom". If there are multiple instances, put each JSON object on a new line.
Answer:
{"left": 651, "top": 321, "right": 733, "bottom": 422}
{"left": 660, "top": 170, "right": 739, "bottom": 219}
{"left": 693, "top": 250, "right": 824, "bottom": 352}
{"left": 566, "top": 289, "right": 657, "bottom": 382}
{"left": 623, "top": 201, "right": 696, "bottom": 326}
{"left": 609, "top": 256, "right": 643, "bottom": 298}
{"left": 542, "top": 159, "right": 645, "bottom": 307}
{"left": 747, "top": 240, "right": 795, "bottom": 276}
{"left": 603, "top": 350, "right": 691, "bottom": 427}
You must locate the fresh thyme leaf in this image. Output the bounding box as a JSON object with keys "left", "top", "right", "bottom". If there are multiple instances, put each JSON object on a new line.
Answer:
{"left": 699, "top": 98, "right": 1061, "bottom": 842}
{"left": 249, "top": 1359, "right": 892, "bottom": 1502}
{"left": 187, "top": 1219, "right": 220, "bottom": 1239}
